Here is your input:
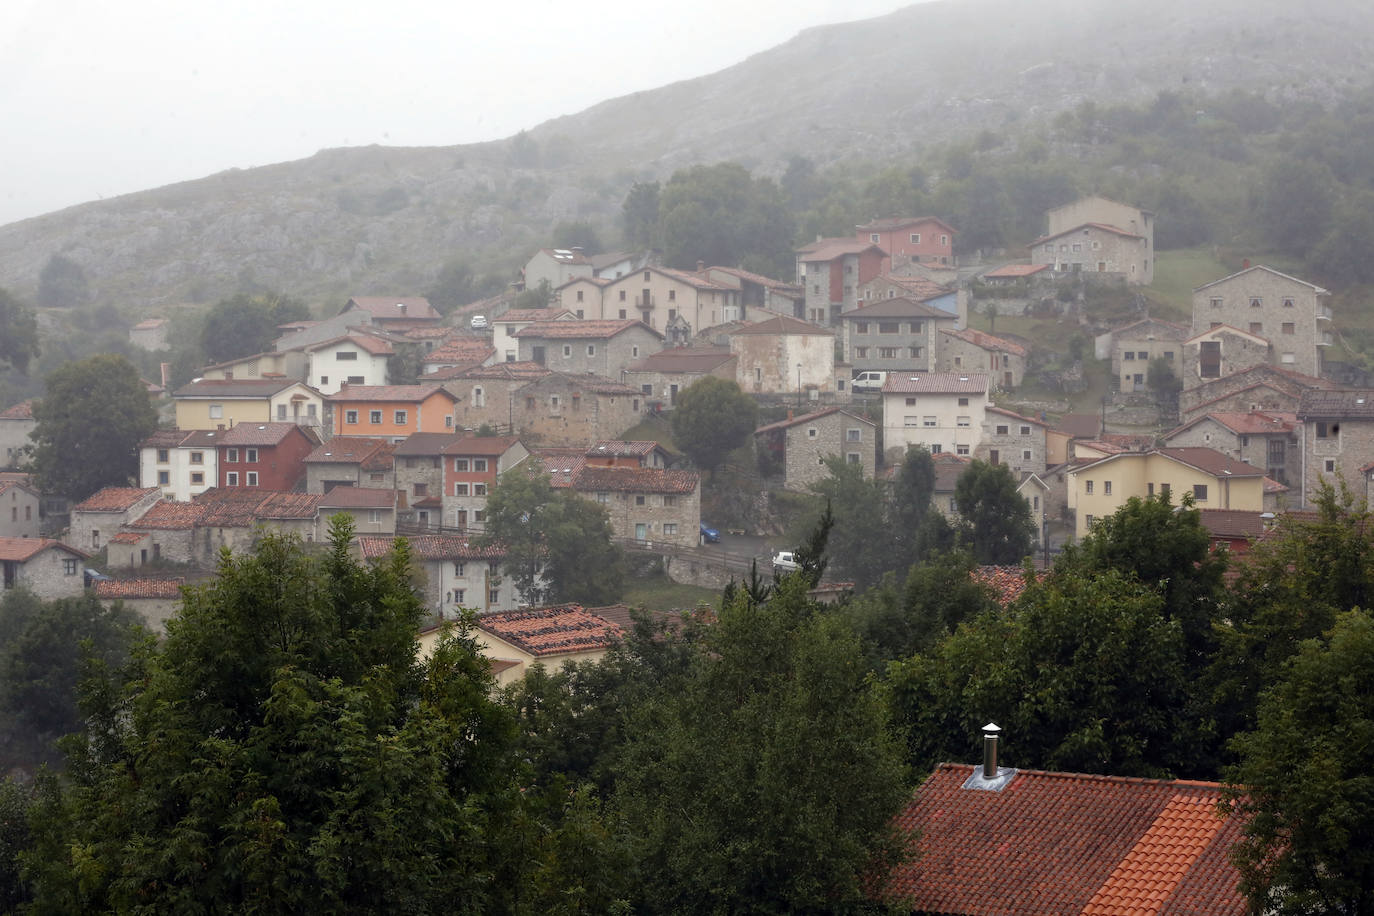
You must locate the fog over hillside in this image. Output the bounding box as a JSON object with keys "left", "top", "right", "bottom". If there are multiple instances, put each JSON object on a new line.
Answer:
{"left": 1, "top": 0, "right": 1370, "bottom": 306}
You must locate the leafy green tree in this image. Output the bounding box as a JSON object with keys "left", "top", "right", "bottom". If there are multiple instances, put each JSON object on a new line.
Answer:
{"left": 846, "top": 552, "right": 998, "bottom": 665}
{"left": 621, "top": 181, "right": 660, "bottom": 249}
{"left": 199, "top": 293, "right": 309, "bottom": 364}
{"left": 611, "top": 576, "right": 911, "bottom": 914}
{"left": 1224, "top": 609, "right": 1374, "bottom": 916}
{"left": 551, "top": 220, "right": 602, "bottom": 254}
{"left": 480, "top": 462, "right": 625, "bottom": 605}
{"left": 1146, "top": 356, "right": 1181, "bottom": 422}
{"left": 889, "top": 568, "right": 1202, "bottom": 778}
{"left": 28, "top": 353, "right": 158, "bottom": 500}
{"left": 1257, "top": 158, "right": 1337, "bottom": 257}
{"left": 513, "top": 279, "right": 552, "bottom": 311}
{"left": 25, "top": 519, "right": 527, "bottom": 913}
{"left": 0, "top": 288, "right": 39, "bottom": 373}
{"left": 953, "top": 460, "right": 1034, "bottom": 565}
{"left": 795, "top": 458, "right": 895, "bottom": 590}
{"left": 0, "top": 591, "right": 144, "bottom": 772}
{"left": 669, "top": 376, "right": 757, "bottom": 477}
{"left": 1209, "top": 478, "right": 1374, "bottom": 739}
{"left": 1060, "top": 491, "right": 1224, "bottom": 662}
{"left": 35, "top": 254, "right": 89, "bottom": 309}
{"left": 657, "top": 163, "right": 794, "bottom": 275}
{"left": 0, "top": 780, "right": 33, "bottom": 912}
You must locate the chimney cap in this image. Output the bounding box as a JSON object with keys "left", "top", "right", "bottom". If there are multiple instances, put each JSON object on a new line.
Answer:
{"left": 982, "top": 722, "right": 1001, "bottom": 734}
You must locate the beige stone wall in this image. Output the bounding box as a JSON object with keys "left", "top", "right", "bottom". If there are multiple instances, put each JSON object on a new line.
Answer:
{"left": 782, "top": 415, "right": 875, "bottom": 491}
{"left": 1114, "top": 337, "right": 1183, "bottom": 392}
{"left": 1164, "top": 421, "right": 1298, "bottom": 487}
{"left": 14, "top": 548, "right": 84, "bottom": 600}
{"left": 585, "top": 486, "right": 701, "bottom": 549}
{"left": 71, "top": 493, "right": 162, "bottom": 554}
{"left": 510, "top": 383, "right": 642, "bottom": 448}
{"left": 936, "top": 338, "right": 1026, "bottom": 389}
{"left": 976, "top": 419, "right": 1047, "bottom": 476}
{"left": 1031, "top": 225, "right": 1153, "bottom": 285}
{"left": 1182, "top": 331, "right": 1272, "bottom": 391}
{"left": 517, "top": 327, "right": 660, "bottom": 379}
{"left": 442, "top": 378, "right": 533, "bottom": 432}
{"left": 1192, "top": 270, "right": 1326, "bottom": 378}
{"left": 732, "top": 333, "right": 834, "bottom": 395}
{"left": 0, "top": 418, "right": 35, "bottom": 469}
{"left": 1303, "top": 418, "right": 1374, "bottom": 508}
{"left": 0, "top": 486, "right": 40, "bottom": 538}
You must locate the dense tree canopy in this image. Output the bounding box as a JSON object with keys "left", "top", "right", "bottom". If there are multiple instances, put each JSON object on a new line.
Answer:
{"left": 0, "top": 289, "right": 39, "bottom": 374}
{"left": 24, "top": 519, "right": 527, "bottom": 913}
{"left": 952, "top": 460, "right": 1034, "bottom": 565}
{"left": 35, "top": 254, "right": 89, "bottom": 309}
{"left": 1225, "top": 610, "right": 1374, "bottom": 916}
{"left": 200, "top": 293, "right": 310, "bottom": 364}
{"left": 612, "top": 575, "right": 911, "bottom": 914}
{"left": 29, "top": 353, "right": 158, "bottom": 500}
{"left": 655, "top": 163, "right": 795, "bottom": 276}
{"left": 480, "top": 462, "right": 625, "bottom": 606}
{"left": 669, "top": 376, "right": 757, "bottom": 476}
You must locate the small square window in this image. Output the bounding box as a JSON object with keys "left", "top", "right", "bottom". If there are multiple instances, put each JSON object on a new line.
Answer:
{"left": 1193, "top": 484, "right": 1208, "bottom": 501}
{"left": 246, "top": 472, "right": 258, "bottom": 486}
{"left": 190, "top": 472, "right": 204, "bottom": 485}
{"left": 846, "top": 428, "right": 861, "bottom": 442}
{"left": 474, "top": 483, "right": 487, "bottom": 496}
{"left": 226, "top": 448, "right": 239, "bottom": 463}
{"left": 209, "top": 405, "right": 223, "bottom": 419}
{"left": 63, "top": 559, "right": 77, "bottom": 576}
{"left": 190, "top": 452, "right": 203, "bottom": 465}
{"left": 1104, "top": 481, "right": 1112, "bottom": 495}
{"left": 346, "top": 410, "right": 359, "bottom": 424}
{"left": 474, "top": 459, "right": 488, "bottom": 472}
{"left": 808, "top": 428, "right": 818, "bottom": 438}
{"left": 157, "top": 470, "right": 170, "bottom": 485}
{"left": 156, "top": 449, "right": 169, "bottom": 463}
{"left": 394, "top": 410, "right": 408, "bottom": 425}
{"left": 1086, "top": 480, "right": 1094, "bottom": 494}
{"left": 246, "top": 449, "right": 258, "bottom": 463}
{"left": 226, "top": 472, "right": 239, "bottom": 486}
{"left": 635, "top": 495, "right": 646, "bottom": 506}
{"left": 454, "top": 483, "right": 469, "bottom": 496}
{"left": 370, "top": 410, "right": 382, "bottom": 424}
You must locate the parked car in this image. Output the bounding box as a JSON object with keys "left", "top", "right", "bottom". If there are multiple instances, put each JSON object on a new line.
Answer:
{"left": 469, "top": 314, "right": 489, "bottom": 330}
{"left": 771, "top": 550, "right": 799, "bottom": 571}
{"left": 851, "top": 370, "right": 887, "bottom": 392}
{"left": 700, "top": 523, "right": 720, "bottom": 544}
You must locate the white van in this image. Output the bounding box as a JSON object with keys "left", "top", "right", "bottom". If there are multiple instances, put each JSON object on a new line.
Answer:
{"left": 852, "top": 370, "right": 887, "bottom": 392}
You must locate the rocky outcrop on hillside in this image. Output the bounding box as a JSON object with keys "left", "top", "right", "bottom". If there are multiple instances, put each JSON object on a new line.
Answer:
{"left": 1, "top": 0, "right": 1371, "bottom": 306}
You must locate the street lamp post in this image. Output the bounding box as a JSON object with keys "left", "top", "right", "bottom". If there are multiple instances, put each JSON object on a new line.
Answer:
{"left": 796, "top": 362, "right": 802, "bottom": 408}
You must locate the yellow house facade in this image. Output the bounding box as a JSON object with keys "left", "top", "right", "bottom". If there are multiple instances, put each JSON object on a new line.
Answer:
{"left": 172, "top": 379, "right": 324, "bottom": 431}
{"left": 1067, "top": 447, "right": 1264, "bottom": 539}
{"left": 418, "top": 605, "right": 622, "bottom": 687}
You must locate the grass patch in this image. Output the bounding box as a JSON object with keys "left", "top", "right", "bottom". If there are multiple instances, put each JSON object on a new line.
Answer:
{"left": 620, "top": 570, "right": 719, "bottom": 613}
{"left": 1149, "top": 248, "right": 1232, "bottom": 315}
{"left": 619, "top": 416, "right": 679, "bottom": 453}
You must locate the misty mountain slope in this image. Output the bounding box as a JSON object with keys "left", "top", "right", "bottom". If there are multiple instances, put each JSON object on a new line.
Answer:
{"left": 1, "top": 0, "right": 1371, "bottom": 307}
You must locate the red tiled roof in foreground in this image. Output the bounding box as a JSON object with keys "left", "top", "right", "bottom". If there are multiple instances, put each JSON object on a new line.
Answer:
{"left": 970, "top": 565, "right": 1043, "bottom": 605}
{"left": 885, "top": 764, "right": 1245, "bottom": 915}
{"left": 477, "top": 605, "right": 623, "bottom": 657}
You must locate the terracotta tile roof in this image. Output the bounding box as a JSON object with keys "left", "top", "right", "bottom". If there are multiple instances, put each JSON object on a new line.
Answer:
{"left": 498, "top": 308, "right": 574, "bottom": 322}
{"left": 456, "top": 361, "right": 553, "bottom": 380}
{"left": 305, "top": 437, "right": 391, "bottom": 464}
{"left": 361, "top": 444, "right": 396, "bottom": 472}
{"left": 543, "top": 372, "right": 642, "bottom": 396}
{"left": 1111, "top": 317, "right": 1191, "bottom": 340}
{"left": 844, "top": 296, "right": 951, "bottom": 319}
{"left": 420, "top": 339, "right": 496, "bottom": 363}
{"left": 1299, "top": 389, "right": 1374, "bottom": 420}
{"left": 72, "top": 487, "right": 160, "bottom": 513}
{"left": 0, "top": 537, "right": 84, "bottom": 562}
{"left": 254, "top": 492, "right": 324, "bottom": 519}
{"left": 1054, "top": 413, "right": 1103, "bottom": 438}
{"left": 356, "top": 535, "right": 506, "bottom": 561}
{"left": 1199, "top": 509, "right": 1269, "bottom": 540}
{"left": 142, "top": 429, "right": 195, "bottom": 448}
{"left": 1100, "top": 433, "right": 1158, "bottom": 451}
{"left": 173, "top": 378, "right": 306, "bottom": 398}
{"left": 987, "top": 405, "right": 1049, "bottom": 427}
{"left": 864, "top": 274, "right": 953, "bottom": 301}
{"left": 1154, "top": 447, "right": 1265, "bottom": 478}
{"left": 95, "top": 578, "right": 185, "bottom": 599}
{"left": 527, "top": 450, "right": 587, "bottom": 488}
{"left": 627, "top": 347, "right": 735, "bottom": 373}
{"left": 131, "top": 318, "right": 167, "bottom": 330}
{"left": 572, "top": 466, "right": 699, "bottom": 495}
{"left": 319, "top": 487, "right": 396, "bottom": 509}
{"left": 1264, "top": 476, "right": 1290, "bottom": 494}
{"left": 391, "top": 432, "right": 462, "bottom": 456}
{"left": 941, "top": 326, "right": 1028, "bottom": 357}
{"left": 585, "top": 440, "right": 662, "bottom": 458}
{"left": 535, "top": 247, "right": 590, "bottom": 265}
{"left": 129, "top": 500, "right": 207, "bottom": 530}
{"left": 0, "top": 400, "right": 34, "bottom": 420}
{"left": 983, "top": 262, "right": 1052, "bottom": 278}
{"left": 653, "top": 267, "right": 733, "bottom": 291}
{"left": 1166, "top": 411, "right": 1299, "bottom": 440}
{"left": 730, "top": 315, "right": 834, "bottom": 337}
{"left": 191, "top": 488, "right": 275, "bottom": 527}
{"left": 1194, "top": 263, "right": 1329, "bottom": 295}
{"left": 883, "top": 372, "right": 989, "bottom": 394}
{"left": 305, "top": 333, "right": 396, "bottom": 356}
{"left": 795, "top": 238, "right": 885, "bottom": 261}
{"left": 344, "top": 296, "right": 441, "bottom": 321}
{"left": 401, "top": 326, "right": 459, "bottom": 340}
{"left": 754, "top": 407, "right": 873, "bottom": 435}
{"left": 1036, "top": 221, "right": 1145, "bottom": 243}
{"left": 325, "top": 384, "right": 455, "bottom": 404}
{"left": 885, "top": 764, "right": 1245, "bottom": 915}
{"left": 970, "top": 565, "right": 1042, "bottom": 604}
{"left": 932, "top": 453, "right": 972, "bottom": 492}
{"left": 478, "top": 605, "right": 623, "bottom": 657}
{"left": 706, "top": 266, "right": 802, "bottom": 292}
{"left": 107, "top": 531, "right": 149, "bottom": 544}
{"left": 216, "top": 422, "right": 310, "bottom": 447}
{"left": 1075, "top": 439, "right": 1129, "bottom": 456}
{"left": 856, "top": 215, "right": 958, "bottom": 234}
{"left": 514, "top": 319, "right": 661, "bottom": 341}
{"left": 441, "top": 436, "right": 522, "bottom": 457}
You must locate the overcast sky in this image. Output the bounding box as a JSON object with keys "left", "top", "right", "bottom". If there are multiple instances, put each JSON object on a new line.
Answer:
{"left": 0, "top": 0, "right": 912, "bottom": 227}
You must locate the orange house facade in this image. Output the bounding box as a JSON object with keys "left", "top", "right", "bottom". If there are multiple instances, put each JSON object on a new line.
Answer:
{"left": 327, "top": 385, "right": 459, "bottom": 442}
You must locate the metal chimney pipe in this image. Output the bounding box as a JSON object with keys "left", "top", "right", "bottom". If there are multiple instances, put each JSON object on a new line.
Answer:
{"left": 982, "top": 722, "right": 1001, "bottom": 780}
